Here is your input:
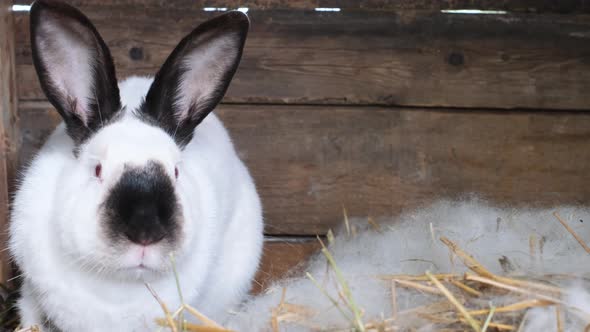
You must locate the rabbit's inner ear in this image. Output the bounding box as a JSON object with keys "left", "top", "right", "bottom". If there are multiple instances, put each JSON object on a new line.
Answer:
{"left": 30, "top": 1, "right": 121, "bottom": 145}
{"left": 35, "top": 19, "right": 95, "bottom": 124}
{"left": 174, "top": 35, "right": 240, "bottom": 123}
{"left": 140, "top": 11, "right": 249, "bottom": 148}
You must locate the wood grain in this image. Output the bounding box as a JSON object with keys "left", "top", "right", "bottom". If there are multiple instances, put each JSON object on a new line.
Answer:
{"left": 13, "top": 7, "right": 590, "bottom": 110}
{"left": 12, "top": 0, "right": 590, "bottom": 13}
{"left": 18, "top": 103, "right": 590, "bottom": 235}
{"left": 252, "top": 238, "right": 321, "bottom": 294}
{"left": 0, "top": 0, "right": 19, "bottom": 283}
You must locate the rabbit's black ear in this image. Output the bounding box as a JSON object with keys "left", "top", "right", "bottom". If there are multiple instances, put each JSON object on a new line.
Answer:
{"left": 140, "top": 11, "right": 249, "bottom": 147}
{"left": 30, "top": 0, "right": 121, "bottom": 145}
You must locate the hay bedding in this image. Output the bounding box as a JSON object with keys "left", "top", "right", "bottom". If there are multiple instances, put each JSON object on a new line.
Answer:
{"left": 224, "top": 200, "right": 590, "bottom": 332}
{"left": 10, "top": 200, "right": 590, "bottom": 331}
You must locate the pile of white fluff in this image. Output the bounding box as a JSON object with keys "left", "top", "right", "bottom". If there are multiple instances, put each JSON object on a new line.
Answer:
{"left": 225, "top": 199, "right": 590, "bottom": 331}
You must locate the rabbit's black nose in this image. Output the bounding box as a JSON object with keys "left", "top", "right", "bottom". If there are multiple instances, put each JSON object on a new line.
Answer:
{"left": 125, "top": 229, "right": 166, "bottom": 246}
{"left": 123, "top": 207, "right": 168, "bottom": 246}
{"left": 104, "top": 161, "right": 179, "bottom": 246}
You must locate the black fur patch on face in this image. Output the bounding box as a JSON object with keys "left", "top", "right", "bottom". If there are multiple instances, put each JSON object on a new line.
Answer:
{"left": 103, "top": 161, "right": 180, "bottom": 246}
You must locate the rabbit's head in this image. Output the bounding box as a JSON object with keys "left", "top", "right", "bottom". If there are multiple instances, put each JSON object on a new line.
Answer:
{"left": 29, "top": 0, "right": 248, "bottom": 280}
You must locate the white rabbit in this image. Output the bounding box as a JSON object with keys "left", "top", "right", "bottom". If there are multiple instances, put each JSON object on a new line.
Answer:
{"left": 9, "top": 1, "right": 263, "bottom": 331}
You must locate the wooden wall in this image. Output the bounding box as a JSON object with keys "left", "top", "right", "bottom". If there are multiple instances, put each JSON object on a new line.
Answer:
{"left": 8, "top": 0, "right": 590, "bottom": 289}
{"left": 0, "top": 0, "right": 18, "bottom": 284}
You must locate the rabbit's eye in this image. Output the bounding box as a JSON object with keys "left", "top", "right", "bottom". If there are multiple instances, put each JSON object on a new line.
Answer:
{"left": 95, "top": 163, "right": 102, "bottom": 178}
{"left": 174, "top": 167, "right": 179, "bottom": 179}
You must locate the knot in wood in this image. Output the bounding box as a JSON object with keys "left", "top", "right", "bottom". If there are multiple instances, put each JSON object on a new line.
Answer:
{"left": 129, "top": 47, "right": 144, "bottom": 61}
{"left": 447, "top": 52, "right": 464, "bottom": 66}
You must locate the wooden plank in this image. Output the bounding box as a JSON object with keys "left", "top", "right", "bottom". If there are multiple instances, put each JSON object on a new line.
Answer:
{"left": 12, "top": 0, "right": 590, "bottom": 13}
{"left": 0, "top": 0, "right": 19, "bottom": 283}
{"left": 18, "top": 103, "right": 590, "bottom": 235}
{"left": 13, "top": 8, "right": 590, "bottom": 110}
{"left": 252, "top": 238, "right": 320, "bottom": 294}
{"left": 17, "top": 104, "right": 60, "bottom": 167}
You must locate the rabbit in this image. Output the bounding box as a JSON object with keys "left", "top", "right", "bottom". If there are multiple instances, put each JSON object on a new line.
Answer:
{"left": 8, "top": 1, "right": 263, "bottom": 331}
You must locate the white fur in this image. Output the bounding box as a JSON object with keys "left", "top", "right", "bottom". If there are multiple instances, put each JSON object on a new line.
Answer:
{"left": 226, "top": 200, "right": 590, "bottom": 331}
{"left": 9, "top": 76, "right": 264, "bottom": 331}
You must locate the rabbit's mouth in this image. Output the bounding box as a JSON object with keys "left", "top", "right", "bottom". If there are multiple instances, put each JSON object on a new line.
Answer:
{"left": 116, "top": 265, "right": 163, "bottom": 281}
{"left": 114, "top": 242, "right": 174, "bottom": 278}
